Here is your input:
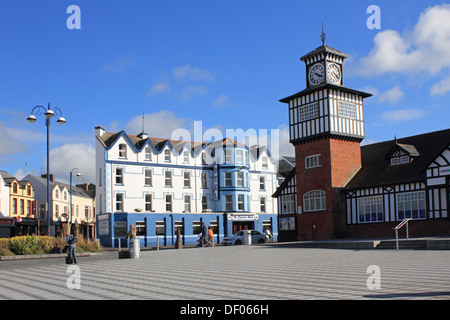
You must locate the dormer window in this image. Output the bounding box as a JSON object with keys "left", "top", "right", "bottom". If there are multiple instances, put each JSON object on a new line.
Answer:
{"left": 119, "top": 144, "right": 127, "bottom": 158}
{"left": 386, "top": 141, "right": 419, "bottom": 166}
{"left": 390, "top": 155, "right": 410, "bottom": 166}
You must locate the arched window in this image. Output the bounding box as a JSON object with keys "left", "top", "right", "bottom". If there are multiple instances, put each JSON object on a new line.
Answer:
{"left": 303, "top": 190, "right": 326, "bottom": 212}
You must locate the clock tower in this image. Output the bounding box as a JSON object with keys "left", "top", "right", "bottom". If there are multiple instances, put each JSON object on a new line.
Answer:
{"left": 279, "top": 33, "right": 372, "bottom": 240}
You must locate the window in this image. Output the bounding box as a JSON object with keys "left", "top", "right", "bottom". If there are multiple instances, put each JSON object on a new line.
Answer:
{"left": 115, "top": 168, "right": 124, "bottom": 184}
{"left": 27, "top": 185, "right": 31, "bottom": 196}
{"left": 174, "top": 221, "right": 184, "bottom": 235}
{"left": 279, "top": 217, "right": 295, "bottom": 231}
{"left": 27, "top": 200, "right": 31, "bottom": 215}
{"left": 20, "top": 199, "right": 24, "bottom": 215}
{"left": 262, "top": 156, "right": 268, "bottom": 169}
{"left": 202, "top": 195, "right": 208, "bottom": 211}
{"left": 116, "top": 193, "right": 124, "bottom": 211}
{"left": 144, "top": 169, "right": 152, "bottom": 186}
{"left": 303, "top": 190, "right": 326, "bottom": 212}
{"left": 12, "top": 198, "right": 17, "bottom": 214}
{"left": 63, "top": 191, "right": 67, "bottom": 201}
{"left": 84, "top": 206, "right": 91, "bottom": 220}
{"left": 259, "top": 176, "right": 265, "bottom": 190}
{"left": 193, "top": 221, "right": 201, "bottom": 234}
{"left": 281, "top": 194, "right": 296, "bottom": 214}
{"left": 164, "top": 149, "right": 171, "bottom": 162}
{"left": 184, "top": 195, "right": 191, "bottom": 212}
{"left": 119, "top": 144, "right": 127, "bottom": 158}
{"left": 224, "top": 149, "right": 232, "bottom": 164}
{"left": 397, "top": 191, "right": 426, "bottom": 220}
{"left": 165, "top": 170, "right": 172, "bottom": 187}
{"left": 299, "top": 102, "right": 319, "bottom": 122}
{"left": 55, "top": 189, "right": 59, "bottom": 199}
{"left": 260, "top": 197, "right": 266, "bottom": 213}
{"left": 237, "top": 172, "right": 243, "bottom": 187}
{"left": 225, "top": 195, "right": 233, "bottom": 211}
{"left": 136, "top": 221, "right": 146, "bottom": 236}
{"left": 145, "top": 194, "right": 153, "bottom": 211}
{"left": 183, "top": 151, "right": 189, "bottom": 163}
{"left": 337, "top": 101, "right": 356, "bottom": 119}
{"left": 201, "top": 152, "right": 207, "bottom": 164}
{"left": 201, "top": 172, "right": 208, "bottom": 188}
{"left": 391, "top": 156, "right": 410, "bottom": 166}
{"left": 224, "top": 172, "right": 232, "bottom": 187}
{"left": 145, "top": 146, "right": 152, "bottom": 161}
{"left": 236, "top": 150, "right": 243, "bottom": 164}
{"left": 155, "top": 221, "right": 165, "bottom": 236}
{"left": 305, "top": 154, "right": 321, "bottom": 169}
{"left": 358, "top": 196, "right": 383, "bottom": 223}
{"left": 184, "top": 172, "right": 191, "bottom": 188}
{"left": 238, "top": 194, "right": 244, "bottom": 211}
{"left": 165, "top": 194, "right": 173, "bottom": 212}
{"left": 55, "top": 205, "right": 59, "bottom": 218}
{"left": 12, "top": 183, "right": 17, "bottom": 194}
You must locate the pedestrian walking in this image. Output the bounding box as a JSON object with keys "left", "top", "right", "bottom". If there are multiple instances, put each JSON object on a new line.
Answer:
{"left": 67, "top": 233, "right": 78, "bottom": 264}
{"left": 208, "top": 226, "right": 214, "bottom": 247}
{"left": 201, "top": 222, "right": 207, "bottom": 247}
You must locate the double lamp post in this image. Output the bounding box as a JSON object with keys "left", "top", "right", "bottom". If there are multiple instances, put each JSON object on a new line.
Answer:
{"left": 27, "top": 103, "right": 66, "bottom": 236}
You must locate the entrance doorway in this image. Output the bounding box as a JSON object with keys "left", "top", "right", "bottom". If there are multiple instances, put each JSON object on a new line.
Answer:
{"left": 232, "top": 221, "right": 254, "bottom": 234}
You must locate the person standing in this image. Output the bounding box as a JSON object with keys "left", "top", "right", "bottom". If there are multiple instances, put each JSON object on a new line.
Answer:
{"left": 200, "top": 222, "right": 207, "bottom": 247}
{"left": 208, "top": 226, "right": 214, "bottom": 247}
{"left": 126, "top": 224, "right": 137, "bottom": 240}
{"left": 67, "top": 233, "right": 78, "bottom": 264}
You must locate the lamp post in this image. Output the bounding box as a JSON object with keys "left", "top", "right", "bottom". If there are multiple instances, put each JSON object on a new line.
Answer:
{"left": 27, "top": 103, "right": 66, "bottom": 236}
{"left": 69, "top": 168, "right": 81, "bottom": 235}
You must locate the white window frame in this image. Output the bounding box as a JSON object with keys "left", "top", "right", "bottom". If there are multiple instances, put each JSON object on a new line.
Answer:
{"left": 144, "top": 169, "right": 152, "bottom": 186}
{"left": 259, "top": 176, "right": 265, "bottom": 190}
{"left": 303, "top": 190, "right": 326, "bottom": 212}
{"left": 262, "top": 156, "right": 268, "bottom": 169}
{"left": 183, "top": 151, "right": 189, "bottom": 164}
{"left": 260, "top": 197, "right": 266, "bottom": 213}
{"left": 164, "top": 149, "right": 171, "bottom": 162}
{"left": 115, "top": 168, "right": 124, "bottom": 185}
{"left": 184, "top": 195, "right": 191, "bottom": 212}
{"left": 144, "top": 146, "right": 152, "bottom": 161}
{"left": 357, "top": 195, "right": 383, "bottom": 223}
{"left": 116, "top": 193, "right": 124, "bottom": 212}
{"left": 237, "top": 172, "right": 243, "bottom": 187}
{"left": 165, "top": 170, "right": 172, "bottom": 187}
{"left": 165, "top": 194, "right": 173, "bottom": 212}
{"left": 238, "top": 194, "right": 244, "bottom": 211}
{"left": 224, "top": 172, "right": 232, "bottom": 187}
{"left": 305, "top": 154, "right": 321, "bottom": 169}
{"left": 396, "top": 191, "right": 426, "bottom": 220}
{"left": 225, "top": 195, "right": 233, "bottom": 211}
{"left": 119, "top": 144, "right": 127, "bottom": 158}
{"left": 281, "top": 194, "right": 295, "bottom": 214}
{"left": 184, "top": 171, "right": 191, "bottom": 188}
{"left": 145, "top": 194, "right": 153, "bottom": 212}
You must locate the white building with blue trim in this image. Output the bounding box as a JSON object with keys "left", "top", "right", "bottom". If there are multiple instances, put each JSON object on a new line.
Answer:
{"left": 95, "top": 125, "right": 278, "bottom": 247}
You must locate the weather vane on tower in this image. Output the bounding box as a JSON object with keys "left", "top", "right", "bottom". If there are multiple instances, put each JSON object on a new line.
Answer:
{"left": 321, "top": 23, "right": 326, "bottom": 46}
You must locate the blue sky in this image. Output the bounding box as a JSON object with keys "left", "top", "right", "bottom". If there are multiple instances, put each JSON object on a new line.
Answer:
{"left": 1, "top": 0, "right": 449, "bottom": 183}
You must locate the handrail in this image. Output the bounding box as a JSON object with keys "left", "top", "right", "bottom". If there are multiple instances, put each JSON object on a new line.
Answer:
{"left": 394, "top": 218, "right": 412, "bottom": 250}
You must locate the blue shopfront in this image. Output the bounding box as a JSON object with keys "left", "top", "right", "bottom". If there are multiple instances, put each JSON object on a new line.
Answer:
{"left": 97, "top": 212, "right": 277, "bottom": 248}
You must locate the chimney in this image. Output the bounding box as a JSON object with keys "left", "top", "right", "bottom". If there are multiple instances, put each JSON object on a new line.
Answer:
{"left": 41, "top": 174, "right": 55, "bottom": 183}
{"left": 95, "top": 125, "right": 105, "bottom": 137}
{"left": 138, "top": 132, "right": 148, "bottom": 139}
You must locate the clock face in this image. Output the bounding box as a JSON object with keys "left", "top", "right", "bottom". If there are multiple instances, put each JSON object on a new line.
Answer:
{"left": 327, "top": 63, "right": 341, "bottom": 84}
{"left": 308, "top": 63, "right": 324, "bottom": 86}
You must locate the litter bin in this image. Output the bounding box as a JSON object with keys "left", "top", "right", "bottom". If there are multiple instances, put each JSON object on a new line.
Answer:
{"left": 129, "top": 238, "right": 140, "bottom": 259}
{"left": 243, "top": 230, "right": 252, "bottom": 245}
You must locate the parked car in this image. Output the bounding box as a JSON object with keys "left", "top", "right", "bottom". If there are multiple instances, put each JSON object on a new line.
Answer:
{"left": 222, "top": 230, "right": 268, "bottom": 245}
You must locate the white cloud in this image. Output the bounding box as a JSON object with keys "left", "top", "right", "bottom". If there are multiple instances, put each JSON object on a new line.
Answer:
{"left": 172, "top": 65, "right": 215, "bottom": 82}
{"left": 125, "top": 110, "right": 191, "bottom": 139}
{"left": 212, "top": 94, "right": 233, "bottom": 108}
{"left": 147, "top": 81, "right": 170, "bottom": 96}
{"left": 356, "top": 4, "right": 450, "bottom": 76}
{"left": 43, "top": 143, "right": 96, "bottom": 183}
{"left": 430, "top": 75, "right": 450, "bottom": 96}
{"left": 380, "top": 109, "right": 427, "bottom": 123}
{"left": 101, "top": 53, "right": 137, "bottom": 74}
{"left": 378, "top": 86, "right": 404, "bottom": 104}
{"left": 178, "top": 85, "right": 208, "bottom": 102}
{"left": 0, "top": 121, "right": 26, "bottom": 158}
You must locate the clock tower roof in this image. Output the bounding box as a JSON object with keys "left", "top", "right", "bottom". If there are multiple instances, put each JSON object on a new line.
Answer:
{"left": 279, "top": 82, "right": 372, "bottom": 104}
{"left": 300, "top": 44, "right": 348, "bottom": 62}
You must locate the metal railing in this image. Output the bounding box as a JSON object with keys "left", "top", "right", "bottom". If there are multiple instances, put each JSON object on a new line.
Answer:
{"left": 394, "top": 218, "right": 412, "bottom": 250}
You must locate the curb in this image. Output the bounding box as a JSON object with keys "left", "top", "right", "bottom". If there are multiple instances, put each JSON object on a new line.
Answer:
{"left": 0, "top": 251, "right": 103, "bottom": 261}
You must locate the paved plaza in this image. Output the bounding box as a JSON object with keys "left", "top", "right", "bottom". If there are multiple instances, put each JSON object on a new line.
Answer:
{"left": 0, "top": 245, "right": 449, "bottom": 300}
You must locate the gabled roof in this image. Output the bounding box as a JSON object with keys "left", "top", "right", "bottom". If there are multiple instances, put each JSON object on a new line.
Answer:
{"left": 300, "top": 44, "right": 349, "bottom": 61}
{"left": 346, "top": 128, "right": 450, "bottom": 189}
{"left": 272, "top": 168, "right": 296, "bottom": 198}
{"left": 97, "top": 130, "right": 270, "bottom": 158}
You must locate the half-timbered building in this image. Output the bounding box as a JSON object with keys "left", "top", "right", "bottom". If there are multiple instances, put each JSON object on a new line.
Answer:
{"left": 273, "top": 36, "right": 450, "bottom": 241}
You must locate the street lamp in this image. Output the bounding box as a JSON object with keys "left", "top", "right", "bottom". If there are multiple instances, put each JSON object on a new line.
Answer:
{"left": 69, "top": 168, "right": 81, "bottom": 234}
{"left": 27, "top": 103, "right": 66, "bottom": 236}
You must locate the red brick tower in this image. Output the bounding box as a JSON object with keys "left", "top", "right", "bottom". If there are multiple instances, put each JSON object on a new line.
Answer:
{"left": 280, "top": 38, "right": 372, "bottom": 240}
